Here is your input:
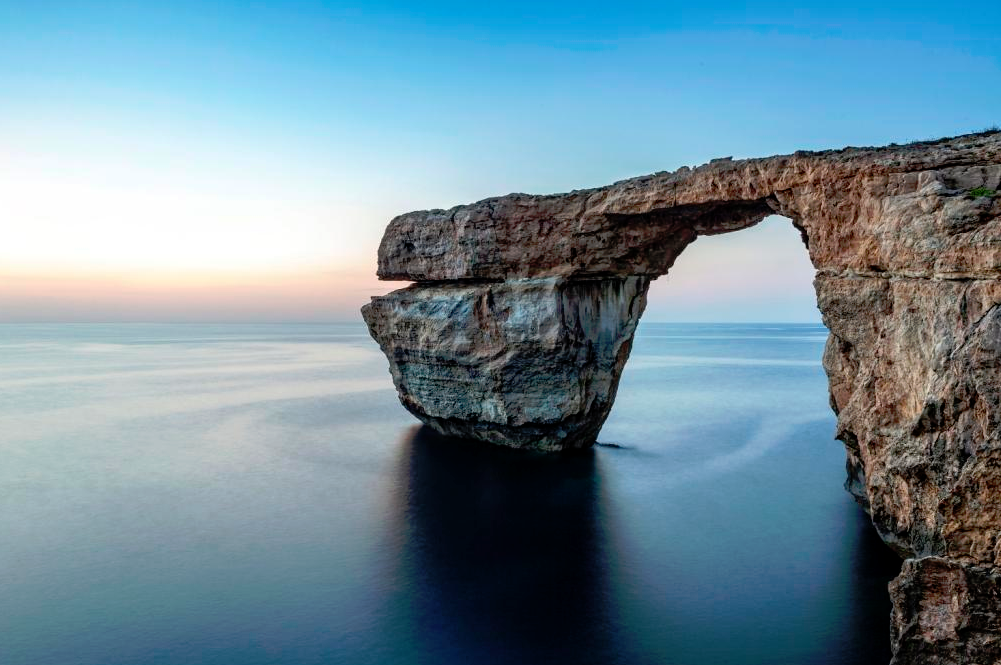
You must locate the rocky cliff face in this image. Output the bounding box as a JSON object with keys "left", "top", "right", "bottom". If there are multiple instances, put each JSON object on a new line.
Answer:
{"left": 362, "top": 131, "right": 1001, "bottom": 664}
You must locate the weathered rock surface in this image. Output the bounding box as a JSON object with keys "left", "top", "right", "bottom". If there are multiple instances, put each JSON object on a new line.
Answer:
{"left": 890, "top": 557, "right": 1001, "bottom": 663}
{"left": 377, "top": 136, "right": 1001, "bottom": 282}
{"left": 362, "top": 277, "right": 648, "bottom": 450}
{"left": 362, "top": 131, "right": 1001, "bottom": 664}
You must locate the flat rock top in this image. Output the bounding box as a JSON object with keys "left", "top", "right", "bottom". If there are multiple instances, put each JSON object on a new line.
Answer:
{"left": 409, "top": 132, "right": 1001, "bottom": 216}
{"left": 376, "top": 131, "right": 1001, "bottom": 281}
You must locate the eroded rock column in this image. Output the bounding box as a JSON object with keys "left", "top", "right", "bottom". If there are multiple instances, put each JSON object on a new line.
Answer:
{"left": 363, "top": 276, "right": 649, "bottom": 450}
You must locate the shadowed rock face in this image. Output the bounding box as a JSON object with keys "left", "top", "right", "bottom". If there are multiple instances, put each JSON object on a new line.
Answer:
{"left": 362, "top": 131, "right": 1001, "bottom": 664}
{"left": 890, "top": 557, "right": 1001, "bottom": 664}
{"left": 363, "top": 276, "right": 648, "bottom": 450}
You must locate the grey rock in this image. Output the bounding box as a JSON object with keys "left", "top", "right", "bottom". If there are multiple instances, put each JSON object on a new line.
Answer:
{"left": 362, "top": 276, "right": 648, "bottom": 450}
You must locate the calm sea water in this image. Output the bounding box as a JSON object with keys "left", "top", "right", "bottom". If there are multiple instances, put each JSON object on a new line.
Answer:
{"left": 0, "top": 323, "right": 900, "bottom": 665}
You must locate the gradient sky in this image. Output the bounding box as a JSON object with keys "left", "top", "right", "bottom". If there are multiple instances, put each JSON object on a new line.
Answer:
{"left": 2, "top": 2, "right": 999, "bottom": 322}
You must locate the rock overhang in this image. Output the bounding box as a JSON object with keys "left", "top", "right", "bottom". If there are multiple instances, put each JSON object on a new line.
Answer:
{"left": 376, "top": 132, "right": 1001, "bottom": 282}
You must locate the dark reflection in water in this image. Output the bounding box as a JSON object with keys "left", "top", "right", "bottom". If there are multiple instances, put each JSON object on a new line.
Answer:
{"left": 383, "top": 425, "right": 631, "bottom": 665}
{"left": 382, "top": 425, "right": 902, "bottom": 665}
{"left": 842, "top": 500, "right": 907, "bottom": 665}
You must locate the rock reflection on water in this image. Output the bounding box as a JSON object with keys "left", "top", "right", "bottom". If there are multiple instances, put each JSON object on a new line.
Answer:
{"left": 383, "top": 425, "right": 633, "bottom": 665}
{"left": 380, "top": 425, "right": 901, "bottom": 665}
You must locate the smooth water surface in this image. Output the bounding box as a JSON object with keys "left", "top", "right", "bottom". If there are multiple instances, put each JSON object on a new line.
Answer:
{"left": 0, "top": 323, "right": 900, "bottom": 665}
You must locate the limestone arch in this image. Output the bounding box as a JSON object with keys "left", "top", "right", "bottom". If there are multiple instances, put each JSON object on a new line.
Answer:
{"left": 363, "top": 133, "right": 1001, "bottom": 663}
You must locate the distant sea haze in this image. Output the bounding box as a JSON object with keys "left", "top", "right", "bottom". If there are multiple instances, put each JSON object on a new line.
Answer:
{"left": 0, "top": 322, "right": 898, "bottom": 665}
{"left": 0, "top": 217, "right": 823, "bottom": 326}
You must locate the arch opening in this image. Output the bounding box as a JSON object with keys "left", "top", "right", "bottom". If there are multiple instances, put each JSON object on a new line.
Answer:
{"left": 589, "top": 214, "right": 902, "bottom": 662}
{"left": 642, "top": 215, "right": 819, "bottom": 324}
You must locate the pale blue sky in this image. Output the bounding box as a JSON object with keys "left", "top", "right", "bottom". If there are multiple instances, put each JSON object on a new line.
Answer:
{"left": 1, "top": 2, "right": 998, "bottom": 321}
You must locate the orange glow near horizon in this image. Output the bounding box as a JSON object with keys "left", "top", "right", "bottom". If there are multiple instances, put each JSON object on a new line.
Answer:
{"left": 0, "top": 268, "right": 409, "bottom": 322}
{"left": 0, "top": 217, "right": 821, "bottom": 323}
{"left": 0, "top": 128, "right": 414, "bottom": 321}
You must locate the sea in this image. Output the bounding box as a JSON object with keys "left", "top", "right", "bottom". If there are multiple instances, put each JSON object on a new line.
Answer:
{"left": 0, "top": 322, "right": 901, "bottom": 665}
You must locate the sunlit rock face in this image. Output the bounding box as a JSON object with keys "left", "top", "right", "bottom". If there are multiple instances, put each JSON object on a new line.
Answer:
{"left": 363, "top": 131, "right": 1001, "bottom": 664}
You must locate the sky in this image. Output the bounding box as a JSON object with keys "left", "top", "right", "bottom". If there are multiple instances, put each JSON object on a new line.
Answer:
{"left": 1, "top": 2, "right": 999, "bottom": 322}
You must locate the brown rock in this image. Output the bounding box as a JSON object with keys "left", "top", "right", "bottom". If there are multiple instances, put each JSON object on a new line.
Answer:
{"left": 377, "top": 133, "right": 1001, "bottom": 281}
{"left": 890, "top": 557, "right": 1001, "bottom": 664}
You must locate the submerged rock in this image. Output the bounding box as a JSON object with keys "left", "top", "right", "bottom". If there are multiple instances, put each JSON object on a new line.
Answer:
{"left": 362, "top": 131, "right": 1001, "bottom": 664}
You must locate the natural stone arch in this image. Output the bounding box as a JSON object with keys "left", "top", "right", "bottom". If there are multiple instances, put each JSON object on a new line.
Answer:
{"left": 363, "top": 133, "right": 1001, "bottom": 664}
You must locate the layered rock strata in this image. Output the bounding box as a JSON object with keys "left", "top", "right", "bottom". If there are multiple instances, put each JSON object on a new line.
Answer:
{"left": 363, "top": 276, "right": 648, "bottom": 450}
{"left": 362, "top": 132, "right": 1001, "bottom": 664}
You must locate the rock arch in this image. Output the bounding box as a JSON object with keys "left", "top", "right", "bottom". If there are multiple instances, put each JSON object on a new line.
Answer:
{"left": 362, "top": 132, "right": 1001, "bottom": 664}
